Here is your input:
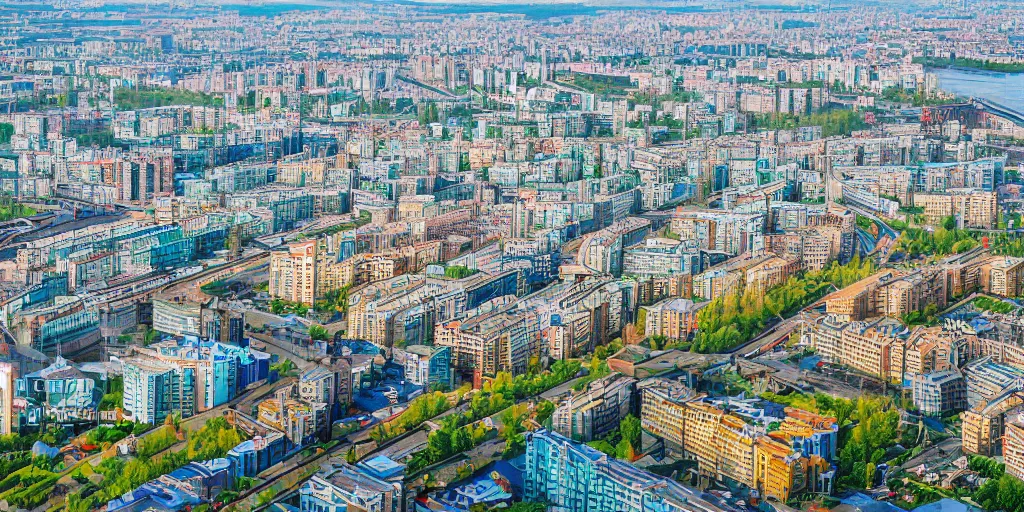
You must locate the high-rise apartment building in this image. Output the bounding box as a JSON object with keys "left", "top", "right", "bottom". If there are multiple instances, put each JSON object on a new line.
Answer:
{"left": 641, "top": 298, "right": 702, "bottom": 341}
{"left": 122, "top": 339, "right": 269, "bottom": 424}
{"left": 981, "top": 257, "right": 1024, "bottom": 298}
{"left": 0, "top": 363, "right": 14, "bottom": 435}
{"left": 1003, "top": 418, "right": 1024, "bottom": 481}
{"left": 270, "top": 240, "right": 318, "bottom": 305}
{"left": 911, "top": 370, "right": 968, "bottom": 416}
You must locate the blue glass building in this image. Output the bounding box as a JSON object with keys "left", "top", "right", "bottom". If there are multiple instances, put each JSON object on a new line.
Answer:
{"left": 524, "top": 430, "right": 731, "bottom": 512}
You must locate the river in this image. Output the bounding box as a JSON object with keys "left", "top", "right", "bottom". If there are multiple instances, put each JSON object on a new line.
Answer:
{"left": 934, "top": 67, "right": 1024, "bottom": 113}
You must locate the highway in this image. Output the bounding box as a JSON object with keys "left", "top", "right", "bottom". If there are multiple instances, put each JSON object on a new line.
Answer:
{"left": 845, "top": 204, "right": 900, "bottom": 264}
{"left": 247, "top": 331, "right": 320, "bottom": 369}
{"left": 847, "top": 204, "right": 898, "bottom": 240}
{"left": 155, "top": 251, "right": 270, "bottom": 302}
{"left": 723, "top": 284, "right": 838, "bottom": 360}
{"left": 975, "top": 97, "right": 1024, "bottom": 126}
{"left": 727, "top": 316, "right": 802, "bottom": 359}
{"left": 855, "top": 227, "right": 877, "bottom": 257}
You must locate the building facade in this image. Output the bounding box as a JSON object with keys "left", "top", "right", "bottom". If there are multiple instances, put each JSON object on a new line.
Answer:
{"left": 551, "top": 374, "right": 636, "bottom": 442}
{"left": 523, "top": 429, "right": 729, "bottom": 512}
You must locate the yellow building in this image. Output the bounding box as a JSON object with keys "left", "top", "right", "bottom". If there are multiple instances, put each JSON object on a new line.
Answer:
{"left": 1004, "top": 419, "right": 1024, "bottom": 481}
{"left": 915, "top": 190, "right": 997, "bottom": 229}
{"left": 808, "top": 315, "right": 901, "bottom": 379}
{"left": 639, "top": 382, "right": 689, "bottom": 448}
{"left": 824, "top": 269, "right": 946, "bottom": 322}
{"left": 756, "top": 410, "right": 837, "bottom": 501}
{"left": 962, "top": 410, "right": 1002, "bottom": 456}
{"left": 745, "top": 255, "right": 800, "bottom": 293}
{"left": 693, "top": 252, "right": 797, "bottom": 301}
{"left": 639, "top": 383, "right": 835, "bottom": 499}
{"left": 755, "top": 434, "right": 805, "bottom": 502}
{"left": 714, "top": 414, "right": 756, "bottom": 488}
{"left": 672, "top": 399, "right": 726, "bottom": 479}
{"left": 257, "top": 392, "right": 328, "bottom": 446}
{"left": 269, "top": 240, "right": 318, "bottom": 305}
{"left": 981, "top": 257, "right": 1024, "bottom": 298}
{"left": 641, "top": 298, "right": 701, "bottom": 341}
{"left": 277, "top": 157, "right": 334, "bottom": 186}
{"left": 878, "top": 170, "right": 912, "bottom": 204}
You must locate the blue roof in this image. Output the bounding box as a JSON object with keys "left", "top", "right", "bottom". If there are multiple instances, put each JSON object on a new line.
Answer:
{"left": 430, "top": 474, "right": 512, "bottom": 511}
{"left": 840, "top": 493, "right": 908, "bottom": 512}
{"left": 107, "top": 479, "right": 202, "bottom": 512}
{"left": 31, "top": 440, "right": 60, "bottom": 459}
{"left": 230, "top": 439, "right": 256, "bottom": 455}
{"left": 359, "top": 454, "right": 406, "bottom": 479}
{"left": 912, "top": 499, "right": 983, "bottom": 512}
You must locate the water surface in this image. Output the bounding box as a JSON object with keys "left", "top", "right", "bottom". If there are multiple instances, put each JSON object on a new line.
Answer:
{"left": 934, "top": 67, "right": 1024, "bottom": 113}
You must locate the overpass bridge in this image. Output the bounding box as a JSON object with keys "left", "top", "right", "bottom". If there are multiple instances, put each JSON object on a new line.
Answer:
{"left": 975, "top": 97, "right": 1024, "bottom": 126}
{"left": 918, "top": 99, "right": 1024, "bottom": 129}
{"left": 921, "top": 102, "right": 979, "bottom": 129}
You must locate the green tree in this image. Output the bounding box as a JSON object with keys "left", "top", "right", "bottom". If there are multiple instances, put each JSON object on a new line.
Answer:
{"left": 615, "top": 437, "right": 636, "bottom": 461}
{"left": 535, "top": 400, "right": 556, "bottom": 425}
{"left": 942, "top": 215, "right": 956, "bottom": 230}
{"left": 0, "top": 123, "right": 13, "bottom": 144}
{"left": 143, "top": 325, "right": 158, "bottom": 346}
{"left": 309, "top": 324, "right": 329, "bottom": 341}
{"left": 620, "top": 414, "right": 642, "bottom": 451}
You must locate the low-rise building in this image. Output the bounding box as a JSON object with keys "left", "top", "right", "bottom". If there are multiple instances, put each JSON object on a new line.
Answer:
{"left": 17, "top": 356, "right": 108, "bottom": 424}
{"left": 641, "top": 298, "right": 702, "bottom": 341}
{"left": 300, "top": 462, "right": 402, "bottom": 512}
{"left": 911, "top": 370, "right": 967, "bottom": 416}
{"left": 551, "top": 373, "right": 636, "bottom": 442}
{"left": 392, "top": 345, "right": 452, "bottom": 389}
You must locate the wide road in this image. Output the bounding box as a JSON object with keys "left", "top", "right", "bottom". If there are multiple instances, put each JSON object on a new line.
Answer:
{"left": 247, "top": 331, "right": 319, "bottom": 368}
{"left": 847, "top": 204, "right": 899, "bottom": 240}
{"left": 855, "top": 227, "right": 877, "bottom": 257}
{"left": 156, "top": 251, "right": 269, "bottom": 303}
{"left": 899, "top": 437, "right": 962, "bottom": 471}
{"left": 726, "top": 316, "right": 802, "bottom": 358}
